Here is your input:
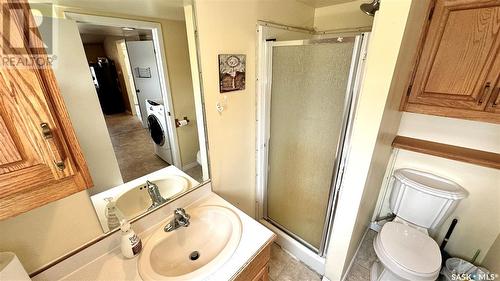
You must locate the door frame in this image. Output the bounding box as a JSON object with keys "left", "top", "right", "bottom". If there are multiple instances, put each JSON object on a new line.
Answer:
{"left": 115, "top": 39, "right": 139, "bottom": 119}
{"left": 255, "top": 28, "right": 370, "bottom": 261}
{"left": 64, "top": 12, "right": 182, "bottom": 168}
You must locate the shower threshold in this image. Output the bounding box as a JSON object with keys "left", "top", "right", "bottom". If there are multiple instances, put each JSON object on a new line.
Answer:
{"left": 260, "top": 218, "right": 326, "bottom": 275}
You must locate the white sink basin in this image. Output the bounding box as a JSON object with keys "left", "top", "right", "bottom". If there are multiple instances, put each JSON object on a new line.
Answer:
{"left": 138, "top": 205, "right": 242, "bottom": 281}
{"left": 115, "top": 176, "right": 190, "bottom": 219}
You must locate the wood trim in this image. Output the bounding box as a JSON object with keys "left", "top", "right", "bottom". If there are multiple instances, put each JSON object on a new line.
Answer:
{"left": 405, "top": 103, "right": 500, "bottom": 124}
{"left": 0, "top": 176, "right": 84, "bottom": 220}
{"left": 233, "top": 234, "right": 276, "bottom": 281}
{"left": 392, "top": 136, "right": 500, "bottom": 170}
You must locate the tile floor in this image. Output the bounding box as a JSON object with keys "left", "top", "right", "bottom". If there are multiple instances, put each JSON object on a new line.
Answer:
{"left": 104, "top": 113, "right": 169, "bottom": 182}
{"left": 104, "top": 113, "right": 204, "bottom": 183}
{"left": 268, "top": 231, "right": 378, "bottom": 281}
{"left": 184, "top": 164, "right": 203, "bottom": 183}
{"left": 344, "top": 229, "right": 378, "bottom": 281}
{"left": 269, "top": 243, "right": 322, "bottom": 281}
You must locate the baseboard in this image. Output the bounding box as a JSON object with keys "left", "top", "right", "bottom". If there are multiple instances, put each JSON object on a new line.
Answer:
{"left": 182, "top": 161, "right": 199, "bottom": 171}
{"left": 340, "top": 228, "right": 369, "bottom": 281}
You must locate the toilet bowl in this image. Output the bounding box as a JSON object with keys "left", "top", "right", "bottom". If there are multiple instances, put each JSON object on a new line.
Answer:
{"left": 196, "top": 150, "right": 201, "bottom": 165}
{"left": 372, "top": 221, "right": 441, "bottom": 281}
{"left": 371, "top": 169, "right": 468, "bottom": 281}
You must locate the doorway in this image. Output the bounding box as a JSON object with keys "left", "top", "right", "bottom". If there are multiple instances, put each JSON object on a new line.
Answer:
{"left": 256, "top": 23, "right": 369, "bottom": 274}
{"left": 75, "top": 22, "right": 174, "bottom": 182}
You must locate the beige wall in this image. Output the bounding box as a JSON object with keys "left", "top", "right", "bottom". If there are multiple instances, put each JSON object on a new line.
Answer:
{"left": 161, "top": 21, "right": 199, "bottom": 167}
{"left": 114, "top": 39, "right": 140, "bottom": 117}
{"left": 381, "top": 113, "right": 500, "bottom": 263}
{"left": 194, "top": 0, "right": 315, "bottom": 215}
{"left": 0, "top": 6, "right": 197, "bottom": 274}
{"left": 103, "top": 36, "right": 134, "bottom": 113}
{"left": 314, "top": 0, "right": 373, "bottom": 31}
{"left": 0, "top": 191, "right": 101, "bottom": 273}
{"left": 323, "top": 0, "right": 421, "bottom": 279}
{"left": 54, "top": 19, "right": 125, "bottom": 196}
{"left": 482, "top": 234, "right": 500, "bottom": 274}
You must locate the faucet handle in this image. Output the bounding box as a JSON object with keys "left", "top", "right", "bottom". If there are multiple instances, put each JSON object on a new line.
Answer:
{"left": 175, "top": 208, "right": 190, "bottom": 220}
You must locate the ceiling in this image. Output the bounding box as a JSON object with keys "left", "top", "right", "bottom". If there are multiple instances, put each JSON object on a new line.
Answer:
{"left": 77, "top": 23, "right": 152, "bottom": 44}
{"left": 51, "top": 0, "right": 185, "bottom": 21}
{"left": 33, "top": 0, "right": 363, "bottom": 19}
{"left": 298, "top": 0, "right": 359, "bottom": 8}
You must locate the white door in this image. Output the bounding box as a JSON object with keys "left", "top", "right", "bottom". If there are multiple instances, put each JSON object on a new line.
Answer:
{"left": 126, "top": 40, "right": 164, "bottom": 127}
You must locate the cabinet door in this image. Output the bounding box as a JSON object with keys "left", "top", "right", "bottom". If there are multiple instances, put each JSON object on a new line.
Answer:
{"left": 408, "top": 0, "right": 500, "bottom": 111}
{"left": 252, "top": 264, "right": 269, "bottom": 281}
{"left": 0, "top": 0, "right": 92, "bottom": 219}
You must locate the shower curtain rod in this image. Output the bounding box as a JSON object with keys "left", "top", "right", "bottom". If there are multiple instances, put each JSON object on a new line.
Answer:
{"left": 257, "top": 20, "right": 371, "bottom": 36}
{"left": 257, "top": 20, "right": 316, "bottom": 34}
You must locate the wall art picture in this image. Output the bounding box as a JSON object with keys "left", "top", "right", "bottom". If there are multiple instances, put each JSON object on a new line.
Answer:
{"left": 219, "top": 54, "right": 246, "bottom": 93}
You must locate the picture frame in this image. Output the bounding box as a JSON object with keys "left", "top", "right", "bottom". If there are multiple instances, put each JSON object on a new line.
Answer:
{"left": 219, "top": 54, "right": 246, "bottom": 93}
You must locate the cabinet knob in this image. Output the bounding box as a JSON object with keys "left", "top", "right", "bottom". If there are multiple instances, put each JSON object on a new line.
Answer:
{"left": 40, "top": 123, "right": 66, "bottom": 170}
{"left": 492, "top": 87, "right": 500, "bottom": 107}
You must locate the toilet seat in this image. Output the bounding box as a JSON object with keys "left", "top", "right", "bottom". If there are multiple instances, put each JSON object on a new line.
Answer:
{"left": 373, "top": 222, "right": 441, "bottom": 281}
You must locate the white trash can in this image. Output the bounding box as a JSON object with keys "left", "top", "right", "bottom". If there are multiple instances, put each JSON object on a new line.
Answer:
{"left": 441, "top": 257, "right": 490, "bottom": 281}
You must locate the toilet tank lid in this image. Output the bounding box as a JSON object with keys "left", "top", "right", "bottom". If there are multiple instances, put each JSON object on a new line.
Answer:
{"left": 394, "top": 169, "right": 468, "bottom": 200}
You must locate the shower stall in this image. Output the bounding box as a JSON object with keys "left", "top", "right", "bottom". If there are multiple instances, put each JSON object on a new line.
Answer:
{"left": 256, "top": 23, "right": 369, "bottom": 273}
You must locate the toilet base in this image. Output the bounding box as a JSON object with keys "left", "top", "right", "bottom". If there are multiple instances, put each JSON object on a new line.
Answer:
{"left": 370, "top": 261, "right": 408, "bottom": 281}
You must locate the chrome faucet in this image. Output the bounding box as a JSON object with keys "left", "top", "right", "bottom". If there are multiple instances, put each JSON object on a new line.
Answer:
{"left": 164, "top": 208, "right": 190, "bottom": 232}
{"left": 146, "top": 180, "right": 166, "bottom": 210}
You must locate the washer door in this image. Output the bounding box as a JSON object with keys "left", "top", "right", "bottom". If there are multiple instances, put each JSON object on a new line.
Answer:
{"left": 147, "top": 115, "right": 165, "bottom": 146}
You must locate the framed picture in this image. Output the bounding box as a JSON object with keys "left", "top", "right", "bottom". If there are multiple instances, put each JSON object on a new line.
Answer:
{"left": 219, "top": 54, "right": 246, "bottom": 93}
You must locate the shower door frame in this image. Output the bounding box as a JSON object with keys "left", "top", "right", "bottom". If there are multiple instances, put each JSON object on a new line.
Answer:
{"left": 256, "top": 32, "right": 370, "bottom": 259}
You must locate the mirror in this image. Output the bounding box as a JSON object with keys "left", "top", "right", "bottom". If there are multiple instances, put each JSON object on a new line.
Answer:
{"left": 38, "top": 4, "right": 209, "bottom": 233}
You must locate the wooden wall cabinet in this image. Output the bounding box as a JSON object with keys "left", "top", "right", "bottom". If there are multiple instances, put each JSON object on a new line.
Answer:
{"left": 0, "top": 1, "right": 92, "bottom": 219}
{"left": 401, "top": 0, "right": 500, "bottom": 123}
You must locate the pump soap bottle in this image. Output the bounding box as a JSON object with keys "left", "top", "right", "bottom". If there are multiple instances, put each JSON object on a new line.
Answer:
{"left": 120, "top": 220, "right": 142, "bottom": 258}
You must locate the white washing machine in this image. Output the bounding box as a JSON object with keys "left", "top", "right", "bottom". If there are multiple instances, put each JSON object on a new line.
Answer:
{"left": 145, "top": 100, "right": 173, "bottom": 164}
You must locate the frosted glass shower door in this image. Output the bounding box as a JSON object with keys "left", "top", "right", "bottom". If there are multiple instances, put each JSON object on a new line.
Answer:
{"left": 266, "top": 41, "right": 355, "bottom": 250}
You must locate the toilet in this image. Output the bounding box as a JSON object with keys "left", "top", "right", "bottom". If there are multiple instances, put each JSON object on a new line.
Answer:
{"left": 196, "top": 150, "right": 202, "bottom": 165}
{"left": 371, "top": 168, "right": 468, "bottom": 281}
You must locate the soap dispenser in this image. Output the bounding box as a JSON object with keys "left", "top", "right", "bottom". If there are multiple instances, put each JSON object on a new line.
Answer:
{"left": 104, "top": 197, "right": 120, "bottom": 230}
{"left": 119, "top": 220, "right": 142, "bottom": 259}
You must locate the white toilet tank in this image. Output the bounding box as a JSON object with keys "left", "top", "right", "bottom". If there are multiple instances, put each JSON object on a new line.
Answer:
{"left": 389, "top": 169, "right": 468, "bottom": 231}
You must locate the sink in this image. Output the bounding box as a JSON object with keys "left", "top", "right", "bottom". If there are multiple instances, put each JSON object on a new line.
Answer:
{"left": 115, "top": 176, "right": 190, "bottom": 219}
{"left": 138, "top": 205, "right": 242, "bottom": 281}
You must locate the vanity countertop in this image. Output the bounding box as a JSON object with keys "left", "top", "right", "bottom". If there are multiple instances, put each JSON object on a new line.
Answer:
{"left": 33, "top": 186, "right": 275, "bottom": 281}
